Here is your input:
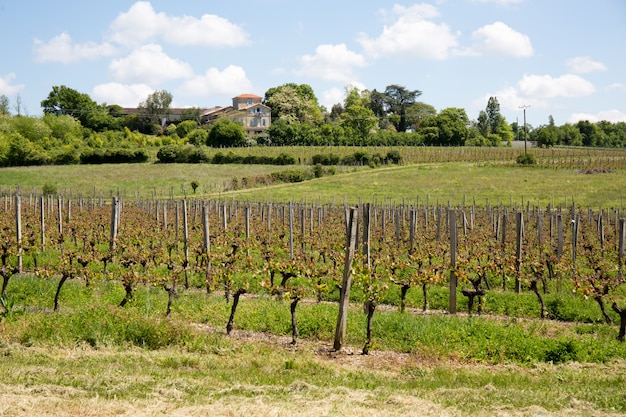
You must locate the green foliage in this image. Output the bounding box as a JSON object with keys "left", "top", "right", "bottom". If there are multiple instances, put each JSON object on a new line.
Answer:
{"left": 42, "top": 183, "right": 58, "bottom": 196}
{"left": 156, "top": 145, "right": 211, "bottom": 163}
{"left": 186, "top": 128, "right": 209, "bottom": 146}
{"left": 80, "top": 148, "right": 149, "bottom": 164}
{"left": 207, "top": 118, "right": 246, "bottom": 147}
{"left": 176, "top": 120, "right": 199, "bottom": 138}
{"left": 516, "top": 152, "right": 537, "bottom": 165}
{"left": 543, "top": 339, "right": 580, "bottom": 364}
{"left": 419, "top": 108, "right": 469, "bottom": 146}
{"left": 270, "top": 169, "right": 311, "bottom": 183}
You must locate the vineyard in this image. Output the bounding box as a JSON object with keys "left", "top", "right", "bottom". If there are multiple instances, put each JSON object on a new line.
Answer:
{"left": 2, "top": 191, "right": 626, "bottom": 351}
{"left": 2, "top": 149, "right": 626, "bottom": 416}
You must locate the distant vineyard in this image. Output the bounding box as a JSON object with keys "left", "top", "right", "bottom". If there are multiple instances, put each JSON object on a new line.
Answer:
{"left": 173, "top": 145, "right": 626, "bottom": 168}
{"left": 1, "top": 192, "right": 625, "bottom": 352}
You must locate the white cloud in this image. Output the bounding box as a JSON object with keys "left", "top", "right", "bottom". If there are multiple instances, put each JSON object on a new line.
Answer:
{"left": 478, "top": 73, "right": 600, "bottom": 123}
{"left": 357, "top": 4, "right": 457, "bottom": 60}
{"left": 108, "top": 1, "right": 249, "bottom": 47}
{"left": 566, "top": 56, "right": 607, "bottom": 74}
{"left": 178, "top": 65, "right": 252, "bottom": 97}
{"left": 109, "top": 44, "right": 194, "bottom": 84}
{"left": 475, "top": 87, "right": 547, "bottom": 117}
{"left": 0, "top": 73, "right": 24, "bottom": 95}
{"left": 33, "top": 32, "right": 117, "bottom": 64}
{"left": 321, "top": 87, "right": 345, "bottom": 110}
{"left": 568, "top": 110, "right": 626, "bottom": 124}
{"left": 608, "top": 83, "right": 626, "bottom": 93}
{"left": 320, "top": 82, "right": 367, "bottom": 110}
{"left": 297, "top": 44, "right": 366, "bottom": 82}
{"left": 518, "top": 74, "right": 595, "bottom": 99}
{"left": 92, "top": 82, "right": 155, "bottom": 107}
{"left": 466, "top": 22, "right": 533, "bottom": 57}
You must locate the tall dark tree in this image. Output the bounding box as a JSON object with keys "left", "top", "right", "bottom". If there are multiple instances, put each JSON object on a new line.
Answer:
{"left": 368, "top": 89, "right": 386, "bottom": 118}
{"left": 485, "top": 96, "right": 503, "bottom": 134}
{"left": 382, "top": 85, "right": 422, "bottom": 132}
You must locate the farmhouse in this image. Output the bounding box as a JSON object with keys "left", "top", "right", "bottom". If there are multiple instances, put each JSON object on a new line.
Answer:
{"left": 124, "top": 93, "right": 271, "bottom": 136}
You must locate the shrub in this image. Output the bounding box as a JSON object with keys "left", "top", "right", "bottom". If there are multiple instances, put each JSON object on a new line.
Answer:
{"left": 312, "top": 153, "right": 340, "bottom": 165}
{"left": 42, "top": 183, "right": 58, "bottom": 196}
{"left": 275, "top": 153, "right": 296, "bottom": 165}
{"left": 313, "top": 163, "right": 324, "bottom": 178}
{"left": 516, "top": 153, "right": 537, "bottom": 165}
{"left": 81, "top": 148, "right": 149, "bottom": 164}
{"left": 156, "top": 145, "right": 181, "bottom": 163}
{"left": 385, "top": 150, "right": 402, "bottom": 164}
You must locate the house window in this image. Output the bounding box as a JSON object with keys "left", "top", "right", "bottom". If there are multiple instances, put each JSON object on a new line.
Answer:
{"left": 246, "top": 99, "right": 253, "bottom": 105}
{"left": 261, "top": 119, "right": 266, "bottom": 127}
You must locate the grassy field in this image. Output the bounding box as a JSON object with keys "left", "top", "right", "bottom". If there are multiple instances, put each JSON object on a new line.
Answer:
{"left": 1, "top": 160, "right": 625, "bottom": 208}
{"left": 2, "top": 276, "right": 626, "bottom": 416}
{"left": 2, "top": 146, "right": 626, "bottom": 416}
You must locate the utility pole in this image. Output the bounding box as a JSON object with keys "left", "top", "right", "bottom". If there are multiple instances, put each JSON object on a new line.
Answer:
{"left": 519, "top": 105, "right": 530, "bottom": 155}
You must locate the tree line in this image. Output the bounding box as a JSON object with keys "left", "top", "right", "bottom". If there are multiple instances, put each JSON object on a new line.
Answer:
{"left": 0, "top": 84, "right": 625, "bottom": 167}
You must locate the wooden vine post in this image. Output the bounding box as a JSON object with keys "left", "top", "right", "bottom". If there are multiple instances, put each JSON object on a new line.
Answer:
{"left": 202, "top": 203, "right": 211, "bottom": 291}
{"left": 15, "top": 193, "right": 22, "bottom": 273}
{"left": 449, "top": 209, "right": 457, "bottom": 314}
{"left": 333, "top": 206, "right": 359, "bottom": 351}
{"left": 109, "top": 197, "right": 119, "bottom": 252}
{"left": 362, "top": 203, "right": 371, "bottom": 267}
{"left": 515, "top": 211, "right": 524, "bottom": 294}
{"left": 40, "top": 195, "right": 45, "bottom": 249}
{"left": 618, "top": 218, "right": 624, "bottom": 279}
{"left": 182, "top": 199, "right": 190, "bottom": 289}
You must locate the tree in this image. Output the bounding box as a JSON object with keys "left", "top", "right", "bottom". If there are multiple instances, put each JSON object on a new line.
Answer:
{"left": 373, "top": 85, "right": 422, "bottom": 132}
{"left": 477, "top": 110, "right": 490, "bottom": 137}
{"left": 557, "top": 123, "right": 582, "bottom": 146}
{"left": 41, "top": 85, "right": 97, "bottom": 127}
{"left": 339, "top": 87, "right": 377, "bottom": 143}
{"left": 207, "top": 118, "right": 246, "bottom": 147}
{"left": 419, "top": 108, "right": 469, "bottom": 146}
{"left": 576, "top": 120, "right": 605, "bottom": 147}
{"left": 406, "top": 102, "right": 436, "bottom": 129}
{"left": 485, "top": 96, "right": 503, "bottom": 135}
{"left": 264, "top": 83, "right": 322, "bottom": 124}
{"left": 0, "top": 95, "right": 9, "bottom": 115}
{"left": 137, "top": 90, "right": 173, "bottom": 127}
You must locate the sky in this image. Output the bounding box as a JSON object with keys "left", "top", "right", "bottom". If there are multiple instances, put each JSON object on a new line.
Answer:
{"left": 1, "top": 0, "right": 625, "bottom": 127}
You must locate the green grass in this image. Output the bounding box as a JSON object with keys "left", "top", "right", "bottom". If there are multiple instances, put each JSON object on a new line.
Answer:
{"left": 2, "top": 275, "right": 626, "bottom": 416}
{"left": 3, "top": 147, "right": 626, "bottom": 416}
{"left": 2, "top": 159, "right": 625, "bottom": 208}
{"left": 232, "top": 162, "right": 626, "bottom": 207}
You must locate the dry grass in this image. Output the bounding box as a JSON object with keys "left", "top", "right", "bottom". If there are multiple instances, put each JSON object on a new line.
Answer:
{"left": 1, "top": 335, "right": 624, "bottom": 417}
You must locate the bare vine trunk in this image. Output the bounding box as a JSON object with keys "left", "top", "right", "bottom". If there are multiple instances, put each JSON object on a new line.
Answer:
{"left": 612, "top": 302, "right": 626, "bottom": 342}
{"left": 399, "top": 284, "right": 410, "bottom": 313}
{"left": 226, "top": 289, "right": 246, "bottom": 335}
{"left": 290, "top": 297, "right": 300, "bottom": 344}
{"left": 362, "top": 300, "right": 376, "bottom": 355}
{"left": 595, "top": 296, "right": 612, "bottom": 324}
{"left": 164, "top": 283, "right": 178, "bottom": 317}
{"left": 530, "top": 281, "right": 546, "bottom": 319}
{"left": 54, "top": 274, "right": 69, "bottom": 312}
{"left": 119, "top": 282, "right": 134, "bottom": 307}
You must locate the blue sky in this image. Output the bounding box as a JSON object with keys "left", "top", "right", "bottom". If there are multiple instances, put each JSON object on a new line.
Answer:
{"left": 1, "top": 0, "right": 625, "bottom": 127}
